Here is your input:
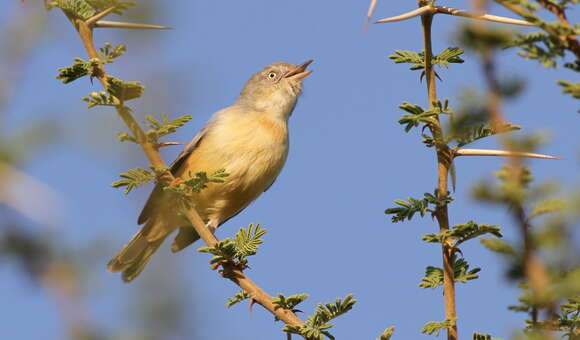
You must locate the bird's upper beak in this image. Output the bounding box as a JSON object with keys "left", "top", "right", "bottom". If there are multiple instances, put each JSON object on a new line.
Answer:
{"left": 285, "top": 59, "right": 314, "bottom": 81}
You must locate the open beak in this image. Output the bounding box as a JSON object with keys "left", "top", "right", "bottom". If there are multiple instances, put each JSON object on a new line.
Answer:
{"left": 285, "top": 59, "right": 314, "bottom": 81}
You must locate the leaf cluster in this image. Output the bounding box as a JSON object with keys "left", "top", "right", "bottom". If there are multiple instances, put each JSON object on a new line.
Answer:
{"left": 272, "top": 293, "right": 309, "bottom": 320}
{"left": 99, "top": 43, "right": 126, "bottom": 64}
{"left": 389, "top": 47, "right": 464, "bottom": 71}
{"left": 419, "top": 257, "right": 480, "bottom": 289}
{"left": 47, "top": 0, "right": 135, "bottom": 20}
{"left": 111, "top": 168, "right": 156, "bottom": 194}
{"left": 375, "top": 327, "right": 395, "bottom": 340}
{"left": 397, "top": 100, "right": 451, "bottom": 133}
{"left": 145, "top": 113, "right": 193, "bottom": 143}
{"left": 421, "top": 318, "right": 456, "bottom": 336}
{"left": 56, "top": 57, "right": 101, "bottom": 84}
{"left": 283, "top": 295, "right": 356, "bottom": 340}
{"left": 557, "top": 81, "right": 580, "bottom": 99}
{"left": 225, "top": 290, "right": 250, "bottom": 308}
{"left": 106, "top": 76, "right": 144, "bottom": 102}
{"left": 385, "top": 190, "right": 453, "bottom": 222}
{"left": 165, "top": 169, "right": 229, "bottom": 205}
{"left": 423, "top": 221, "right": 502, "bottom": 248}
{"left": 472, "top": 332, "right": 501, "bottom": 340}
{"left": 197, "top": 224, "right": 266, "bottom": 270}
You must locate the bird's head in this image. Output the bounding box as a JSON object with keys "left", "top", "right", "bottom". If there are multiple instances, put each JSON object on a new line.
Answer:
{"left": 237, "top": 60, "right": 313, "bottom": 119}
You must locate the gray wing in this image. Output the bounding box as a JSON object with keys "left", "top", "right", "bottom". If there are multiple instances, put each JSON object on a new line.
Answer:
{"left": 137, "top": 127, "right": 208, "bottom": 225}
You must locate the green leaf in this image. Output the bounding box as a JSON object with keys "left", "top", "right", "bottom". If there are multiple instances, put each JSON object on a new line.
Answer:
{"left": 117, "top": 132, "right": 137, "bottom": 143}
{"left": 480, "top": 238, "right": 517, "bottom": 256}
{"left": 473, "top": 331, "right": 502, "bottom": 340}
{"left": 389, "top": 47, "right": 464, "bottom": 71}
{"left": 49, "top": 0, "right": 94, "bottom": 20}
{"left": 144, "top": 113, "right": 193, "bottom": 142}
{"left": 419, "top": 258, "right": 480, "bottom": 288}
{"left": 226, "top": 290, "right": 250, "bottom": 308}
{"left": 82, "top": 91, "right": 116, "bottom": 108}
{"left": 557, "top": 81, "right": 580, "bottom": 99}
{"left": 85, "top": 0, "right": 136, "bottom": 15}
{"left": 99, "top": 42, "right": 127, "bottom": 64}
{"left": 389, "top": 50, "right": 424, "bottom": 70}
{"left": 197, "top": 224, "right": 267, "bottom": 268}
{"left": 234, "top": 224, "right": 267, "bottom": 257}
{"left": 529, "top": 198, "right": 565, "bottom": 219}
{"left": 56, "top": 58, "right": 100, "bottom": 84}
{"left": 111, "top": 168, "right": 155, "bottom": 194}
{"left": 165, "top": 169, "right": 229, "bottom": 201}
{"left": 197, "top": 239, "right": 237, "bottom": 265}
{"left": 454, "top": 122, "right": 521, "bottom": 147}
{"left": 106, "top": 76, "right": 145, "bottom": 102}
{"left": 386, "top": 191, "right": 453, "bottom": 223}
{"left": 421, "top": 318, "right": 456, "bottom": 336}
{"left": 375, "top": 327, "right": 395, "bottom": 340}
{"left": 272, "top": 293, "right": 309, "bottom": 321}
{"left": 285, "top": 294, "right": 356, "bottom": 340}
{"left": 423, "top": 221, "right": 502, "bottom": 246}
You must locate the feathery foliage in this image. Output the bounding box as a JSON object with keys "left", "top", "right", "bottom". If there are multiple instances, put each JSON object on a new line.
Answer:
{"left": 421, "top": 318, "right": 456, "bottom": 336}
{"left": 375, "top": 327, "right": 395, "bottom": 340}
{"left": 284, "top": 295, "right": 356, "bottom": 340}
{"left": 99, "top": 43, "right": 126, "bottom": 64}
{"left": 82, "top": 91, "right": 116, "bottom": 108}
{"left": 422, "top": 221, "right": 502, "bottom": 247}
{"left": 197, "top": 224, "right": 267, "bottom": 269}
{"left": 557, "top": 81, "right": 580, "bottom": 99}
{"left": 419, "top": 258, "right": 480, "bottom": 289}
{"left": 472, "top": 331, "right": 501, "bottom": 340}
{"left": 226, "top": 290, "right": 250, "bottom": 308}
{"left": 145, "top": 113, "right": 193, "bottom": 142}
{"left": 389, "top": 47, "right": 464, "bottom": 71}
{"left": 385, "top": 190, "right": 453, "bottom": 222}
{"left": 56, "top": 57, "right": 100, "bottom": 84}
{"left": 47, "top": 0, "right": 135, "bottom": 19}
{"left": 111, "top": 168, "right": 156, "bottom": 194}
{"left": 106, "top": 76, "right": 144, "bottom": 102}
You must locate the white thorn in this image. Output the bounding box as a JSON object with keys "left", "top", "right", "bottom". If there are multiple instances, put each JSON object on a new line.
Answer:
{"left": 94, "top": 20, "right": 171, "bottom": 30}
{"left": 374, "top": 6, "right": 433, "bottom": 24}
{"left": 455, "top": 148, "right": 562, "bottom": 160}
{"left": 435, "top": 6, "right": 534, "bottom": 26}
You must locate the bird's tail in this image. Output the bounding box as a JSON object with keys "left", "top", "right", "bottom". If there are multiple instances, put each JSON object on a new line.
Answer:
{"left": 107, "top": 222, "right": 167, "bottom": 283}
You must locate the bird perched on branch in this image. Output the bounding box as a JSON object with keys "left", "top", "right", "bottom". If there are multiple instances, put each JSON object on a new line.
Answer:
{"left": 108, "top": 60, "right": 314, "bottom": 282}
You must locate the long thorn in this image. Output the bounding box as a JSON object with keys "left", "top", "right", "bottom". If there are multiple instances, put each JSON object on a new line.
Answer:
{"left": 455, "top": 148, "right": 562, "bottom": 160}
{"left": 365, "top": 0, "right": 379, "bottom": 29}
{"left": 435, "top": 6, "right": 534, "bottom": 26}
{"left": 374, "top": 6, "right": 433, "bottom": 24}
{"left": 94, "top": 20, "right": 171, "bottom": 30}
{"left": 85, "top": 6, "right": 117, "bottom": 26}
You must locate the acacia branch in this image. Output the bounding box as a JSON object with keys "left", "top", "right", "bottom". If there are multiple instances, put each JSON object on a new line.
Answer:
{"left": 420, "top": 11, "right": 458, "bottom": 340}
{"left": 61, "top": 8, "right": 305, "bottom": 330}
{"left": 471, "top": 0, "right": 552, "bottom": 331}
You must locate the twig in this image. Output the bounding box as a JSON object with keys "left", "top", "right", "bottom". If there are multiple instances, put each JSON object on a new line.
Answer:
{"left": 61, "top": 9, "right": 305, "bottom": 330}
{"left": 420, "top": 11, "right": 458, "bottom": 340}
{"left": 455, "top": 148, "right": 562, "bottom": 160}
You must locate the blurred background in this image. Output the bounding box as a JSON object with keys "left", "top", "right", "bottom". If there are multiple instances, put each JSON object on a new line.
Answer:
{"left": 0, "top": 1, "right": 578, "bottom": 339}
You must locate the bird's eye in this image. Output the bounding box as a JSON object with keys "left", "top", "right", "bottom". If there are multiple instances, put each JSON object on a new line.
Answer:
{"left": 268, "top": 72, "right": 277, "bottom": 79}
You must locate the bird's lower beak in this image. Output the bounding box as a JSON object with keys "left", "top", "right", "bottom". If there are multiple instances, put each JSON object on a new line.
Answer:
{"left": 285, "top": 59, "right": 314, "bottom": 81}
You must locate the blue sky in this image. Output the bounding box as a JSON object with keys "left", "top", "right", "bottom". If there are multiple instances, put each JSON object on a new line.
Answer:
{"left": 1, "top": 1, "right": 578, "bottom": 339}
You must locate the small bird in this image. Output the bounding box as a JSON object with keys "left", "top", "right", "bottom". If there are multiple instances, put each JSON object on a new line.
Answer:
{"left": 108, "top": 60, "right": 313, "bottom": 282}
